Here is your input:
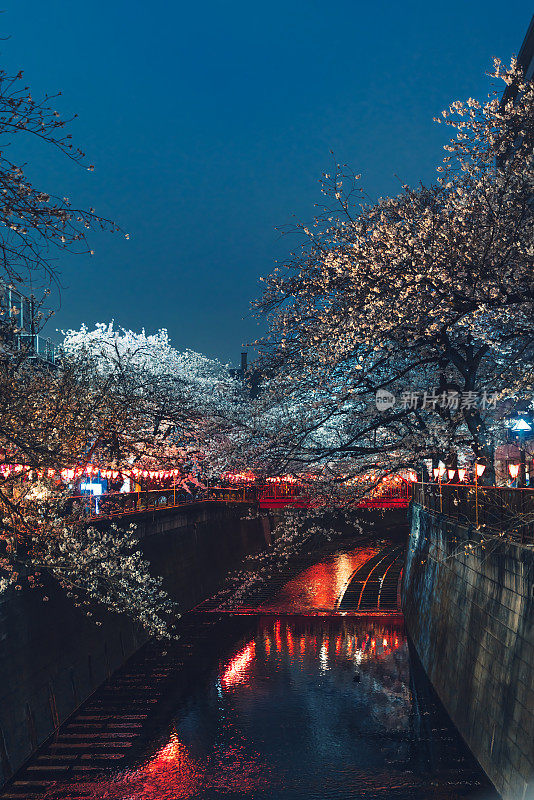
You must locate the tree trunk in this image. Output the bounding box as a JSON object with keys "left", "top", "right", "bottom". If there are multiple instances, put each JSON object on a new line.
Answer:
{"left": 463, "top": 407, "right": 496, "bottom": 485}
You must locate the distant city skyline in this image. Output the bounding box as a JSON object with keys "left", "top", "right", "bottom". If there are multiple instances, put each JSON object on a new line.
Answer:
{"left": 3, "top": 1, "right": 531, "bottom": 366}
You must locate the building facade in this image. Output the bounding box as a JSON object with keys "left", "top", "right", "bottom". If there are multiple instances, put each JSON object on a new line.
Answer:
{"left": 0, "top": 281, "right": 57, "bottom": 366}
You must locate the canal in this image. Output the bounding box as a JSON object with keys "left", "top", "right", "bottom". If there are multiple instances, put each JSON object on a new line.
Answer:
{"left": 3, "top": 542, "right": 498, "bottom": 799}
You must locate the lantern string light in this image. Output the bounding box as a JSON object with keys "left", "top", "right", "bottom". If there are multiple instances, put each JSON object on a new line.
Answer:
{"left": 0, "top": 463, "right": 423, "bottom": 492}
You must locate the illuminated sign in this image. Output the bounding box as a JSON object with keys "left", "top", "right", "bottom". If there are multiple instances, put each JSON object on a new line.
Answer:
{"left": 510, "top": 419, "right": 532, "bottom": 433}
{"left": 80, "top": 482, "right": 103, "bottom": 496}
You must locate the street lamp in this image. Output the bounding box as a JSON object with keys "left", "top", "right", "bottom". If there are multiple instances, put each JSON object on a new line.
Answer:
{"left": 434, "top": 463, "right": 446, "bottom": 512}
{"left": 508, "top": 416, "right": 533, "bottom": 488}
{"left": 475, "top": 463, "right": 486, "bottom": 528}
{"left": 508, "top": 463, "right": 520, "bottom": 481}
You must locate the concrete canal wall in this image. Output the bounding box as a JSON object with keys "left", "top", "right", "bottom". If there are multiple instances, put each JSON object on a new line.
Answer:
{"left": 402, "top": 503, "right": 534, "bottom": 800}
{"left": 0, "top": 502, "right": 266, "bottom": 786}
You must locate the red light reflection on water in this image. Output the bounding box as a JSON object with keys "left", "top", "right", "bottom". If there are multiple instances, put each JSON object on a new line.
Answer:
{"left": 141, "top": 733, "right": 200, "bottom": 796}
{"left": 261, "top": 547, "right": 379, "bottom": 612}
{"left": 53, "top": 729, "right": 272, "bottom": 800}
{"left": 286, "top": 626, "right": 294, "bottom": 655}
{"left": 220, "top": 641, "right": 255, "bottom": 689}
{"left": 274, "top": 618, "right": 282, "bottom": 651}
{"left": 48, "top": 617, "right": 406, "bottom": 800}
{"left": 259, "top": 618, "right": 402, "bottom": 663}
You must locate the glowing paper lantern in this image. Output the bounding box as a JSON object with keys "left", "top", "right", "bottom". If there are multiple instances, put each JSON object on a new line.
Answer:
{"left": 447, "top": 469, "right": 455, "bottom": 480}
{"left": 458, "top": 469, "right": 466, "bottom": 482}
{"left": 508, "top": 463, "right": 520, "bottom": 479}
{"left": 475, "top": 463, "right": 486, "bottom": 478}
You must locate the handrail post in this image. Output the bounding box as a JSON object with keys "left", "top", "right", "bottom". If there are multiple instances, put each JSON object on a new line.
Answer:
{"left": 475, "top": 476, "right": 478, "bottom": 530}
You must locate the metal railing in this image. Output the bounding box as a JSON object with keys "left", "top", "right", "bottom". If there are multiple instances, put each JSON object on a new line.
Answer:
{"left": 258, "top": 484, "right": 304, "bottom": 501}
{"left": 413, "top": 482, "right": 534, "bottom": 544}
{"left": 258, "top": 479, "right": 412, "bottom": 507}
{"left": 65, "top": 485, "right": 257, "bottom": 519}
{"left": 17, "top": 332, "right": 57, "bottom": 365}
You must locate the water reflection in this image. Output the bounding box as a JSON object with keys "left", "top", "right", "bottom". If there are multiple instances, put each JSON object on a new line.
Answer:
{"left": 71, "top": 615, "right": 495, "bottom": 799}
{"left": 220, "top": 641, "right": 256, "bottom": 689}
{"left": 261, "top": 547, "right": 379, "bottom": 612}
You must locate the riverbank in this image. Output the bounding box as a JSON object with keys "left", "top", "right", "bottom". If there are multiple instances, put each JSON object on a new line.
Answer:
{"left": 402, "top": 503, "right": 534, "bottom": 800}
{"left": 0, "top": 502, "right": 266, "bottom": 788}
{"left": 1, "top": 540, "right": 496, "bottom": 800}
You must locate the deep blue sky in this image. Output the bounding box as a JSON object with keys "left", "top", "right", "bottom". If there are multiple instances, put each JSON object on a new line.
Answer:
{"left": 3, "top": 2, "right": 531, "bottom": 365}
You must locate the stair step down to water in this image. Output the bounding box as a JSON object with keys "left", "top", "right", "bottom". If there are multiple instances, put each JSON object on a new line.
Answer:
{"left": 80, "top": 753, "right": 125, "bottom": 760}
{"left": 71, "top": 766, "right": 107, "bottom": 772}
{"left": 55, "top": 732, "right": 138, "bottom": 740}
{"left": 37, "top": 754, "right": 77, "bottom": 761}
{"left": 48, "top": 742, "right": 133, "bottom": 750}
{"left": 339, "top": 546, "right": 405, "bottom": 611}
{"left": 27, "top": 766, "right": 70, "bottom": 772}
{"left": 76, "top": 714, "right": 148, "bottom": 720}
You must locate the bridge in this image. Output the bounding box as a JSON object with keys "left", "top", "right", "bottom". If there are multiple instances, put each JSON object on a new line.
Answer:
{"left": 67, "top": 485, "right": 256, "bottom": 519}
{"left": 71, "top": 476, "right": 412, "bottom": 519}
{"left": 257, "top": 480, "right": 411, "bottom": 510}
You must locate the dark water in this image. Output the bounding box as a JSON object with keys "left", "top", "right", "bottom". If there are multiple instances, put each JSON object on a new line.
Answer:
{"left": 50, "top": 549, "right": 498, "bottom": 799}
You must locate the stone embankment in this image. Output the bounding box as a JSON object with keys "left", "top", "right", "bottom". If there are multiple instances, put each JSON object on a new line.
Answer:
{"left": 0, "top": 501, "right": 266, "bottom": 786}
{"left": 402, "top": 503, "right": 534, "bottom": 800}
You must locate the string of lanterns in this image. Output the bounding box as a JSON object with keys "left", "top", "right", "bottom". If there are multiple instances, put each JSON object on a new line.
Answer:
{"left": 0, "top": 464, "right": 423, "bottom": 486}
{"left": 223, "top": 471, "right": 256, "bottom": 484}
{"left": 224, "top": 470, "right": 418, "bottom": 489}
{"left": 431, "top": 464, "right": 485, "bottom": 481}
{"left": 0, "top": 463, "right": 185, "bottom": 482}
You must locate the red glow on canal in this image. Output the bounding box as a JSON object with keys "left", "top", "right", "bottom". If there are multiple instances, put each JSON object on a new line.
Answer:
{"left": 220, "top": 641, "right": 255, "bottom": 688}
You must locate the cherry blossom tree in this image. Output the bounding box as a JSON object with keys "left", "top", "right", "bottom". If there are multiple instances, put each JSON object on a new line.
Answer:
{"left": 0, "top": 318, "right": 255, "bottom": 635}
{"left": 254, "top": 59, "right": 534, "bottom": 489}
{"left": 0, "top": 66, "right": 184, "bottom": 635}
{"left": 61, "top": 323, "right": 251, "bottom": 474}
{"left": 0, "top": 340, "right": 187, "bottom": 635}
{"left": 0, "top": 68, "right": 121, "bottom": 294}
{"left": 210, "top": 507, "right": 364, "bottom": 610}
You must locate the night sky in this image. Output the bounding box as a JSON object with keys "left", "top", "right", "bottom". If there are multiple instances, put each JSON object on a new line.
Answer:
{"left": 3, "top": 2, "right": 531, "bottom": 365}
